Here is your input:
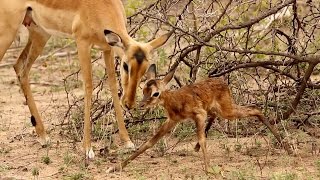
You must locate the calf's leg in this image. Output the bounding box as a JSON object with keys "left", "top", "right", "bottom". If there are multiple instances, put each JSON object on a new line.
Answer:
{"left": 107, "top": 119, "right": 177, "bottom": 172}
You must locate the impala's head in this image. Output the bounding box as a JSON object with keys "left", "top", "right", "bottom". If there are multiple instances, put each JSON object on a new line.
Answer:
{"left": 140, "top": 64, "right": 176, "bottom": 109}
{"left": 104, "top": 30, "right": 173, "bottom": 110}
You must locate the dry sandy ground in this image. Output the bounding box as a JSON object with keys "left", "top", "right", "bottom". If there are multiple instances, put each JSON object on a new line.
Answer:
{"left": 1, "top": 39, "right": 320, "bottom": 180}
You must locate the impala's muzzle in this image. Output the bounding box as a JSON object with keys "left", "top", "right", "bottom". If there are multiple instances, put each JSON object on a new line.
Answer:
{"left": 121, "top": 81, "right": 137, "bottom": 110}
{"left": 122, "top": 96, "right": 135, "bottom": 110}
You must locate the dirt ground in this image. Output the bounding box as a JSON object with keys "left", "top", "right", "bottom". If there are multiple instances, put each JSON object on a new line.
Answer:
{"left": 1, "top": 34, "right": 320, "bottom": 180}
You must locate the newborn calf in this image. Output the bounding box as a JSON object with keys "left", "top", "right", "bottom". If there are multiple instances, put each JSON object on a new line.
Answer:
{"left": 107, "top": 65, "right": 290, "bottom": 173}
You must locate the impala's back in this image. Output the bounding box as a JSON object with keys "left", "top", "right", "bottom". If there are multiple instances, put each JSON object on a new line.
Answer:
{"left": 164, "top": 78, "right": 234, "bottom": 118}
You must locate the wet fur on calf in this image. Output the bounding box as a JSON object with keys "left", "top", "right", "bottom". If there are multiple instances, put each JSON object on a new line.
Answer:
{"left": 107, "top": 65, "right": 292, "bottom": 173}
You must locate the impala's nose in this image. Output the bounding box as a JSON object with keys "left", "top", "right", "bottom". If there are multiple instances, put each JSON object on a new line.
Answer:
{"left": 122, "top": 99, "right": 135, "bottom": 110}
{"left": 125, "top": 103, "right": 130, "bottom": 110}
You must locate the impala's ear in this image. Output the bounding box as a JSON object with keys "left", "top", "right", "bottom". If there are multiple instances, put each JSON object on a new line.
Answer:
{"left": 146, "top": 64, "right": 156, "bottom": 80}
{"left": 147, "top": 30, "right": 173, "bottom": 50}
{"left": 104, "top": 29, "right": 125, "bottom": 49}
{"left": 162, "top": 67, "right": 176, "bottom": 85}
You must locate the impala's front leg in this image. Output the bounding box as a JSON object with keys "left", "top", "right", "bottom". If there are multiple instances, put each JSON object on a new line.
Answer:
{"left": 103, "top": 49, "right": 135, "bottom": 149}
{"left": 76, "top": 39, "right": 95, "bottom": 161}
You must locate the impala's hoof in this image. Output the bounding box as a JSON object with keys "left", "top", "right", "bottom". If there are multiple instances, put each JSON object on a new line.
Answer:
{"left": 86, "top": 147, "right": 95, "bottom": 159}
{"left": 38, "top": 136, "right": 51, "bottom": 148}
{"left": 124, "top": 141, "right": 135, "bottom": 150}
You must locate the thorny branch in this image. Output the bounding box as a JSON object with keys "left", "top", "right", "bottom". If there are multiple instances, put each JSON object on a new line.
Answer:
{"left": 131, "top": 0, "right": 319, "bottom": 127}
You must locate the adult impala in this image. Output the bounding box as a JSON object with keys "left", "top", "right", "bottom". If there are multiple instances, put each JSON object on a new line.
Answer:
{"left": 0, "top": 0, "right": 172, "bottom": 160}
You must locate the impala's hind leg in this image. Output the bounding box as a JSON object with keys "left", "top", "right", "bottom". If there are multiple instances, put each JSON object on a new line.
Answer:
{"left": 194, "top": 115, "right": 216, "bottom": 152}
{"left": 194, "top": 113, "right": 209, "bottom": 172}
{"left": 251, "top": 108, "right": 292, "bottom": 154}
{"left": 14, "top": 25, "right": 51, "bottom": 146}
{"left": 220, "top": 104, "right": 292, "bottom": 154}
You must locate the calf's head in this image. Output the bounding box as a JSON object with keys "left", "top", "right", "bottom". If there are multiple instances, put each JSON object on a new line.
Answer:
{"left": 140, "top": 64, "right": 176, "bottom": 109}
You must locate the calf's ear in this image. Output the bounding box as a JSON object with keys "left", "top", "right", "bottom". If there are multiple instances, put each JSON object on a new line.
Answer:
{"left": 146, "top": 64, "right": 157, "bottom": 80}
{"left": 162, "top": 67, "right": 176, "bottom": 85}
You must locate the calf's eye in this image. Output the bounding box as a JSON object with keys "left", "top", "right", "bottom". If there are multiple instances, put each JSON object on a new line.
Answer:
{"left": 152, "top": 92, "right": 160, "bottom": 97}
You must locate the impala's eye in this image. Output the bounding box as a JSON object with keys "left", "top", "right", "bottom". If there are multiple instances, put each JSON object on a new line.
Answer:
{"left": 123, "top": 62, "right": 129, "bottom": 72}
{"left": 152, "top": 92, "right": 160, "bottom": 97}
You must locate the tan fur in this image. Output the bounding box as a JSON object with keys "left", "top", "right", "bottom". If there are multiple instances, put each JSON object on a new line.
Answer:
{"left": 107, "top": 67, "right": 291, "bottom": 173}
{"left": 33, "top": 0, "right": 81, "bottom": 11}
{"left": 0, "top": 0, "right": 172, "bottom": 160}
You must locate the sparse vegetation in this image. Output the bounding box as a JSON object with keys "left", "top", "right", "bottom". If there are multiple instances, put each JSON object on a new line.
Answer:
{"left": 271, "top": 172, "right": 298, "bottom": 180}
{"left": 229, "top": 169, "right": 256, "bottom": 180}
{"left": 32, "top": 168, "right": 40, "bottom": 179}
{"left": 65, "top": 172, "right": 85, "bottom": 180}
{"left": 63, "top": 152, "right": 74, "bottom": 166}
{"left": 41, "top": 155, "right": 52, "bottom": 165}
{"left": 0, "top": 164, "right": 11, "bottom": 173}
{"left": 173, "top": 122, "right": 195, "bottom": 140}
{"left": 316, "top": 160, "right": 320, "bottom": 176}
{"left": 0, "top": 0, "right": 320, "bottom": 179}
{"left": 0, "top": 147, "right": 12, "bottom": 154}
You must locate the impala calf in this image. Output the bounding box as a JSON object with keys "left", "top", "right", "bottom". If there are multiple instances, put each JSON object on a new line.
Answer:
{"left": 0, "top": 0, "right": 172, "bottom": 161}
{"left": 108, "top": 65, "right": 290, "bottom": 172}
